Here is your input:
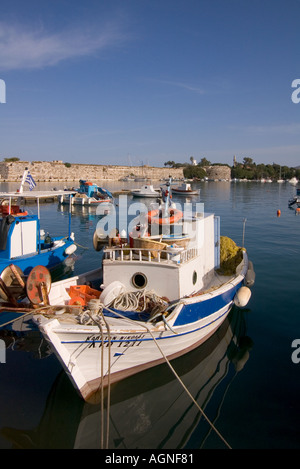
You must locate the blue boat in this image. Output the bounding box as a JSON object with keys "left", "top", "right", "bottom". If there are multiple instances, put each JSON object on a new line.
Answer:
{"left": 58, "top": 180, "right": 113, "bottom": 206}
{"left": 0, "top": 189, "right": 77, "bottom": 277}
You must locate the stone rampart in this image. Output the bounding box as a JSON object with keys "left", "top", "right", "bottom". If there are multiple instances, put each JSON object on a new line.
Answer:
{"left": 0, "top": 161, "right": 231, "bottom": 182}
{"left": 206, "top": 165, "right": 231, "bottom": 180}
{"left": 0, "top": 161, "right": 183, "bottom": 182}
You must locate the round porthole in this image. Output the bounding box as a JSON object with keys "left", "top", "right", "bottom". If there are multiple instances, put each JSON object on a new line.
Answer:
{"left": 132, "top": 272, "right": 147, "bottom": 289}
{"left": 192, "top": 270, "right": 197, "bottom": 285}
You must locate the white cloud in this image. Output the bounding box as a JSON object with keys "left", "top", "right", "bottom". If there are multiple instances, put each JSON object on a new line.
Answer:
{"left": 0, "top": 21, "right": 128, "bottom": 70}
{"left": 151, "top": 78, "right": 205, "bottom": 95}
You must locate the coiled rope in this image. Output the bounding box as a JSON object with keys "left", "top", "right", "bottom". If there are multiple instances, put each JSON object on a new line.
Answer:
{"left": 109, "top": 289, "right": 168, "bottom": 313}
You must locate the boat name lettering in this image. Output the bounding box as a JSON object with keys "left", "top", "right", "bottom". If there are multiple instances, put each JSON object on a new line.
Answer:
{"left": 86, "top": 333, "right": 146, "bottom": 348}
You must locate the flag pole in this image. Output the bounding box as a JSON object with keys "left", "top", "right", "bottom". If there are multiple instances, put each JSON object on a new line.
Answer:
{"left": 19, "top": 169, "right": 29, "bottom": 193}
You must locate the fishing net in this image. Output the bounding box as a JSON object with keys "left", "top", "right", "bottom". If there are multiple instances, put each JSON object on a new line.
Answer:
{"left": 218, "top": 236, "right": 244, "bottom": 275}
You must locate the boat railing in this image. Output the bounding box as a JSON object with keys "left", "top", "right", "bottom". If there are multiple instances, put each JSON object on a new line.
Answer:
{"left": 103, "top": 246, "right": 199, "bottom": 264}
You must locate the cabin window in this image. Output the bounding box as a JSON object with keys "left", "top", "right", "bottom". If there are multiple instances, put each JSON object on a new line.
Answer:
{"left": 132, "top": 272, "right": 147, "bottom": 289}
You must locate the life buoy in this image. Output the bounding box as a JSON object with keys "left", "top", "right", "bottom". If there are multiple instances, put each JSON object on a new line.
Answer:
{"left": 14, "top": 210, "right": 28, "bottom": 217}
{"left": 147, "top": 208, "right": 183, "bottom": 225}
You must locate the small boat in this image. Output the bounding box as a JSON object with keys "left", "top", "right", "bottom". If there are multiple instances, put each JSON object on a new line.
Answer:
{"left": 134, "top": 177, "right": 151, "bottom": 182}
{"left": 0, "top": 187, "right": 77, "bottom": 279}
{"left": 288, "top": 188, "right": 300, "bottom": 207}
{"left": 119, "top": 176, "right": 135, "bottom": 181}
{"left": 30, "top": 182, "right": 255, "bottom": 402}
{"left": 131, "top": 184, "right": 160, "bottom": 198}
{"left": 171, "top": 182, "right": 200, "bottom": 196}
{"left": 59, "top": 180, "right": 113, "bottom": 206}
{"left": 289, "top": 177, "right": 298, "bottom": 185}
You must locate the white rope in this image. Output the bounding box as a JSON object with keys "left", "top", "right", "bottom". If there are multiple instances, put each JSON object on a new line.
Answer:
{"left": 108, "top": 289, "right": 168, "bottom": 313}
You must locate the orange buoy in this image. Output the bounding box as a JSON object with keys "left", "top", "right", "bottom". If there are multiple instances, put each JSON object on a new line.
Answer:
{"left": 277, "top": 209, "right": 281, "bottom": 217}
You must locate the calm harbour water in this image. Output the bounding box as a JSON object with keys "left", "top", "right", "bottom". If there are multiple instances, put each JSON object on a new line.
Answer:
{"left": 0, "top": 179, "right": 300, "bottom": 450}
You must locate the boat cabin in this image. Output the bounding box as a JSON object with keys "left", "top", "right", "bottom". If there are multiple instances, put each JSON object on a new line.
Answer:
{"left": 0, "top": 214, "right": 39, "bottom": 260}
{"left": 79, "top": 180, "right": 100, "bottom": 198}
{"left": 102, "top": 213, "right": 220, "bottom": 302}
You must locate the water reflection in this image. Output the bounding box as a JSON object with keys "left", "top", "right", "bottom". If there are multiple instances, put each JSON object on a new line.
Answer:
{"left": 0, "top": 307, "right": 253, "bottom": 449}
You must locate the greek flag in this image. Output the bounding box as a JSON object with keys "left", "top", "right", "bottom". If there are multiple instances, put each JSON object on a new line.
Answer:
{"left": 25, "top": 171, "right": 36, "bottom": 191}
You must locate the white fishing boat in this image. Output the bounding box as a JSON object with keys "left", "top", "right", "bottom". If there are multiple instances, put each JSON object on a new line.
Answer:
{"left": 0, "top": 308, "right": 252, "bottom": 449}
{"left": 171, "top": 183, "right": 200, "bottom": 196}
{"left": 29, "top": 183, "right": 255, "bottom": 403}
{"left": 131, "top": 184, "right": 160, "bottom": 198}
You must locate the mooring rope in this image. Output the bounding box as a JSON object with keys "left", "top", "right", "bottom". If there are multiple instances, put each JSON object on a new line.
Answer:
{"left": 99, "top": 309, "right": 112, "bottom": 450}
{"left": 0, "top": 299, "right": 231, "bottom": 449}
{"left": 104, "top": 305, "right": 232, "bottom": 450}
{"left": 85, "top": 300, "right": 111, "bottom": 450}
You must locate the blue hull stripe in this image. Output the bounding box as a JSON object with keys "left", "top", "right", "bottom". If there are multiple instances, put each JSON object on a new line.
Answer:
{"left": 173, "top": 281, "right": 241, "bottom": 326}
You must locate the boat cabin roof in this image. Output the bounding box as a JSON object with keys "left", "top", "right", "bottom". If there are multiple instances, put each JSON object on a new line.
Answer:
{"left": 0, "top": 191, "right": 77, "bottom": 199}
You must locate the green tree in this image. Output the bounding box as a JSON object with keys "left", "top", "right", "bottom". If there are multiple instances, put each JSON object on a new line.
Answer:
{"left": 199, "top": 157, "right": 211, "bottom": 167}
{"left": 3, "top": 157, "right": 20, "bottom": 162}
{"left": 183, "top": 165, "right": 207, "bottom": 179}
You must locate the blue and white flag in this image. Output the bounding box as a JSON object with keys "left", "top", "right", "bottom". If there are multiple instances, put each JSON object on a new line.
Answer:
{"left": 25, "top": 171, "right": 36, "bottom": 191}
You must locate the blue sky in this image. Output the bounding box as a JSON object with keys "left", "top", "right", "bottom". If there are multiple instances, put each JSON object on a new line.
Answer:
{"left": 1, "top": 0, "right": 300, "bottom": 168}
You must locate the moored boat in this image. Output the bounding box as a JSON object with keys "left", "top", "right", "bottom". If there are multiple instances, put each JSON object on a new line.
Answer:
{"left": 171, "top": 183, "right": 200, "bottom": 196}
{"left": 0, "top": 188, "right": 77, "bottom": 278}
{"left": 29, "top": 184, "right": 254, "bottom": 403}
{"left": 59, "top": 180, "right": 113, "bottom": 206}
{"left": 131, "top": 184, "right": 161, "bottom": 198}
{"left": 288, "top": 188, "right": 300, "bottom": 207}
{"left": 289, "top": 177, "right": 298, "bottom": 185}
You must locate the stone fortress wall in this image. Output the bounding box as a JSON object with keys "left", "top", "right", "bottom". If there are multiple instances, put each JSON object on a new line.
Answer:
{"left": 0, "top": 160, "right": 231, "bottom": 182}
